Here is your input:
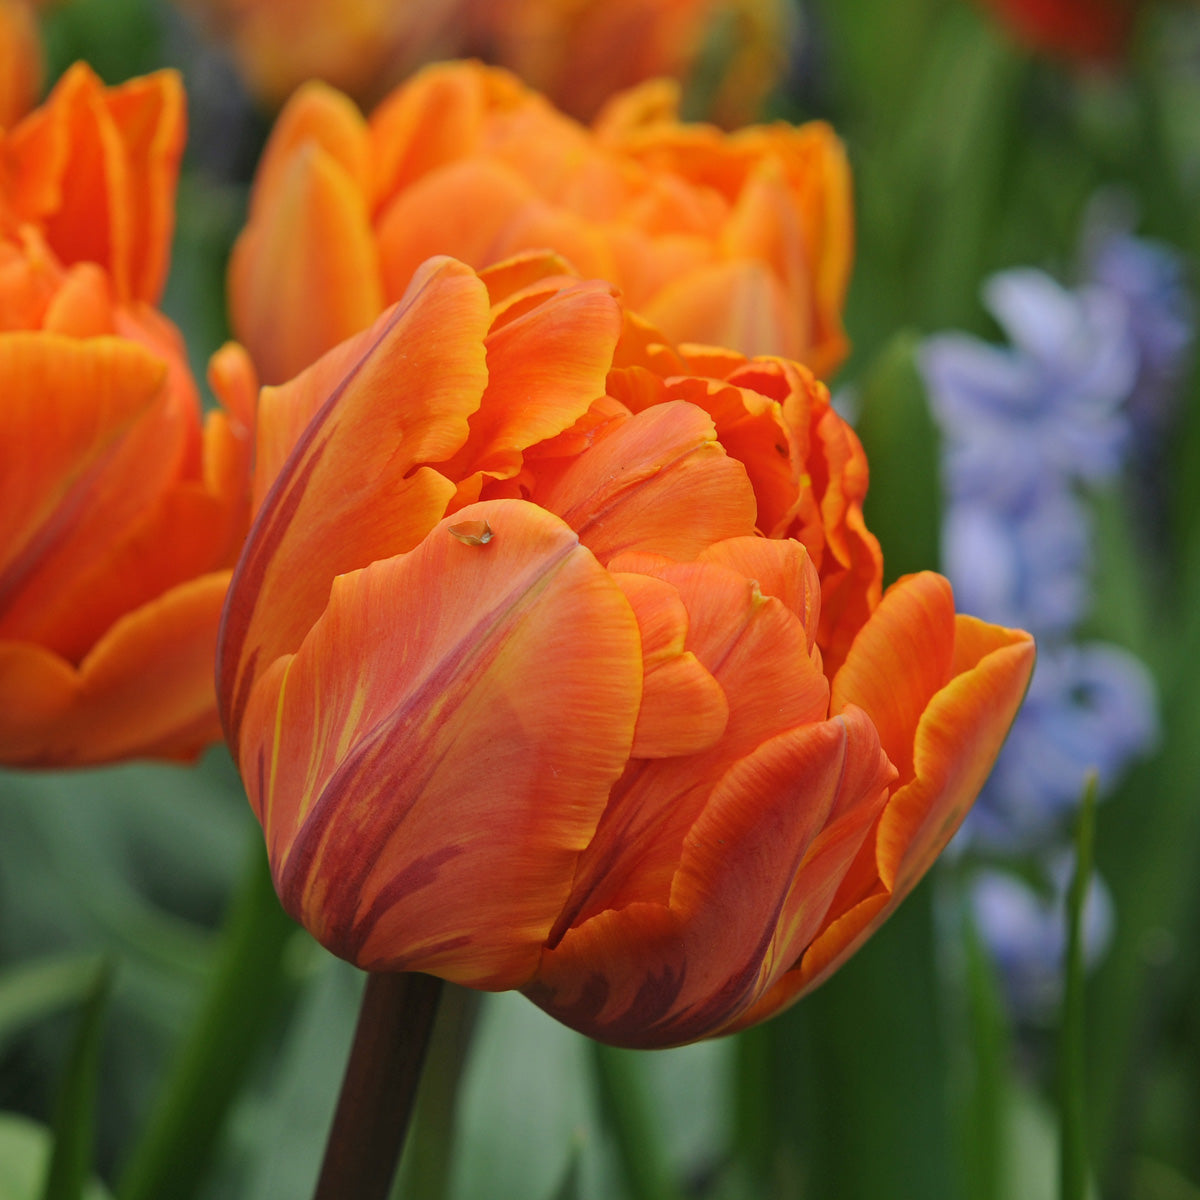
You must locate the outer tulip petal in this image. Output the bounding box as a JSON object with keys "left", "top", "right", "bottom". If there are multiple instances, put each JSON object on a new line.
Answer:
{"left": 218, "top": 258, "right": 491, "bottom": 743}
{"left": 248, "top": 80, "right": 371, "bottom": 223}
{"left": 375, "top": 158, "right": 539, "bottom": 299}
{"left": 529, "top": 711, "right": 882, "bottom": 1047}
{"left": 830, "top": 572, "right": 957, "bottom": 788}
{"left": 794, "top": 611, "right": 1035, "bottom": 995}
{"left": 643, "top": 259, "right": 803, "bottom": 362}
{"left": 229, "top": 138, "right": 383, "bottom": 385}
{"left": 532, "top": 401, "right": 757, "bottom": 563}
{"left": 241, "top": 500, "right": 642, "bottom": 990}
{"left": 0, "top": 333, "right": 166, "bottom": 615}
{"left": 0, "top": 570, "right": 230, "bottom": 764}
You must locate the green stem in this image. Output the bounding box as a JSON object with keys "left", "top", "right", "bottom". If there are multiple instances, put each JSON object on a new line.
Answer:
{"left": 117, "top": 836, "right": 298, "bottom": 1200}
{"left": 313, "top": 972, "right": 443, "bottom": 1200}
{"left": 590, "top": 1042, "right": 683, "bottom": 1200}
{"left": 1061, "top": 777, "right": 1098, "bottom": 1200}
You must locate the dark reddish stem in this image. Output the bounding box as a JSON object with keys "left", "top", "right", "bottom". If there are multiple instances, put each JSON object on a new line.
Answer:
{"left": 312, "top": 971, "right": 444, "bottom": 1200}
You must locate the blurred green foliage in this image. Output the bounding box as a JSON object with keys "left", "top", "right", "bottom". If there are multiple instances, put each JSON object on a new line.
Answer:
{"left": 5, "top": 0, "right": 1200, "bottom": 1197}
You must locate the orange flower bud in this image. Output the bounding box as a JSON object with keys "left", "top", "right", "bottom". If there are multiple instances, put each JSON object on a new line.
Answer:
{"left": 229, "top": 61, "right": 853, "bottom": 388}
{"left": 0, "top": 66, "right": 252, "bottom": 765}
{"left": 217, "top": 256, "right": 1033, "bottom": 1047}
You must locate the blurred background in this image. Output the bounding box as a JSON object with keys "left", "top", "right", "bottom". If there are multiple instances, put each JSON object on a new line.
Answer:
{"left": 2, "top": 0, "right": 1199, "bottom": 1197}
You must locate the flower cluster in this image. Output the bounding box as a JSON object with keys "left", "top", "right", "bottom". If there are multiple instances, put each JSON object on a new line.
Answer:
{"left": 922, "top": 209, "right": 1192, "bottom": 1012}
{"left": 174, "top": 0, "right": 790, "bottom": 124}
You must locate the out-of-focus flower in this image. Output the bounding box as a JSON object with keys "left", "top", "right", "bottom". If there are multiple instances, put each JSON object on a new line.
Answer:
{"left": 172, "top": 0, "right": 462, "bottom": 111}
{"left": 0, "top": 0, "right": 41, "bottom": 129}
{"left": 973, "top": 0, "right": 1138, "bottom": 62}
{"left": 921, "top": 222, "right": 1169, "bottom": 917}
{"left": 0, "top": 64, "right": 252, "bottom": 765}
{"left": 1080, "top": 195, "right": 1195, "bottom": 437}
{"left": 216, "top": 253, "right": 1034, "bottom": 1047}
{"left": 174, "top": 0, "right": 789, "bottom": 126}
{"left": 923, "top": 268, "right": 1137, "bottom": 510}
{"left": 454, "top": 0, "right": 792, "bottom": 125}
{"left": 970, "top": 856, "right": 1114, "bottom": 1017}
{"left": 228, "top": 60, "right": 853, "bottom": 388}
{"left": 941, "top": 489, "right": 1091, "bottom": 640}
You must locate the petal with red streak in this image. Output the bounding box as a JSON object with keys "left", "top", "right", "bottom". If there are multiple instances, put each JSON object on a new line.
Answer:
{"left": 218, "top": 258, "right": 491, "bottom": 744}
{"left": 239, "top": 499, "right": 642, "bottom": 990}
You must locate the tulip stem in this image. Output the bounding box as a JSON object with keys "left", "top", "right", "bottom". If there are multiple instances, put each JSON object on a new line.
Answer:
{"left": 313, "top": 971, "right": 444, "bottom": 1200}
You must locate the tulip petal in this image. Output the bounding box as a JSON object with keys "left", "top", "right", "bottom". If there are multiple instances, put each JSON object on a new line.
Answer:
{"left": 532, "top": 401, "right": 757, "bottom": 563}
{"left": 611, "top": 572, "right": 728, "bottom": 758}
{"left": 697, "top": 536, "right": 821, "bottom": 652}
{"left": 444, "top": 278, "right": 622, "bottom": 498}
{"left": 0, "top": 570, "right": 230, "bottom": 764}
{"left": 794, "top": 612, "right": 1035, "bottom": 995}
{"left": 240, "top": 500, "right": 642, "bottom": 990}
{"left": 229, "top": 136, "right": 383, "bottom": 385}
{"left": 643, "top": 259, "right": 804, "bottom": 362}
{"left": 556, "top": 555, "right": 830, "bottom": 926}
{"left": 218, "top": 257, "right": 491, "bottom": 743}
{"left": 375, "top": 158, "right": 540, "bottom": 300}
{"left": 529, "top": 711, "right": 881, "bottom": 1047}
{"left": 830, "top": 572, "right": 957, "bottom": 788}
{"left": 0, "top": 332, "right": 167, "bottom": 623}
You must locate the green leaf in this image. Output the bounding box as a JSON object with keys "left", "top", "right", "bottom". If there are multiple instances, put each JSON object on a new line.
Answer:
{"left": 40, "top": 958, "right": 114, "bottom": 1200}
{"left": 853, "top": 331, "right": 942, "bottom": 585}
{"left": 116, "top": 838, "right": 300, "bottom": 1200}
{"left": 589, "top": 1042, "right": 683, "bottom": 1200}
{"left": 1060, "top": 778, "right": 1098, "bottom": 1200}
{"left": 0, "top": 1116, "right": 111, "bottom": 1200}
{"left": 0, "top": 955, "right": 107, "bottom": 1052}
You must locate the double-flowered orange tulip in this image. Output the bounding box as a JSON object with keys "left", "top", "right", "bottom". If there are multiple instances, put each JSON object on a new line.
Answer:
{"left": 217, "top": 254, "right": 1033, "bottom": 1047}
{"left": 229, "top": 61, "right": 852, "bottom": 391}
{"left": 0, "top": 64, "right": 251, "bottom": 765}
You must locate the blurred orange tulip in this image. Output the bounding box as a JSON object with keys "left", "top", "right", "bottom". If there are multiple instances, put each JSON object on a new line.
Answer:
{"left": 0, "top": 64, "right": 252, "bottom": 765}
{"left": 175, "top": 0, "right": 787, "bottom": 125}
{"left": 217, "top": 254, "right": 1033, "bottom": 1047}
{"left": 974, "top": 0, "right": 1138, "bottom": 60}
{"left": 0, "top": 0, "right": 41, "bottom": 129}
{"left": 229, "top": 61, "right": 853, "bottom": 390}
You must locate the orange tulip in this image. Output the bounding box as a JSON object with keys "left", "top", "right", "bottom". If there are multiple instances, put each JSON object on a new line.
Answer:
{"left": 216, "top": 254, "right": 1033, "bottom": 1047}
{"left": 453, "top": 0, "right": 790, "bottom": 125}
{"left": 229, "top": 61, "right": 853, "bottom": 389}
{"left": 0, "top": 0, "right": 41, "bottom": 130}
{"left": 0, "top": 64, "right": 252, "bottom": 765}
{"left": 174, "top": 0, "right": 786, "bottom": 125}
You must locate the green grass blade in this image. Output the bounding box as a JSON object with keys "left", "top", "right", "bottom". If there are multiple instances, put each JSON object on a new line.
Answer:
{"left": 1061, "top": 777, "right": 1098, "bottom": 1200}
{"left": 116, "top": 837, "right": 299, "bottom": 1200}
{"left": 39, "top": 958, "right": 114, "bottom": 1200}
